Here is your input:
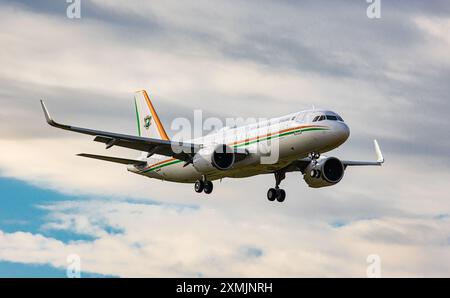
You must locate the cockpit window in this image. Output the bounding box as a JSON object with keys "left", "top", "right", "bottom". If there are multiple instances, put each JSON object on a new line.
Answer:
{"left": 312, "top": 114, "right": 344, "bottom": 122}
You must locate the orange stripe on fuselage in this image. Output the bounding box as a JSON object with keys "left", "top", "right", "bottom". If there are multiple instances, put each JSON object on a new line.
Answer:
{"left": 141, "top": 124, "right": 326, "bottom": 172}
{"left": 142, "top": 90, "right": 170, "bottom": 141}
{"left": 146, "top": 157, "right": 176, "bottom": 170}
{"left": 231, "top": 124, "right": 324, "bottom": 146}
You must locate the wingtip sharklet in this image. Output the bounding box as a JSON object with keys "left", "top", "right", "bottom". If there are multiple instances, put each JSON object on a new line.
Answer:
{"left": 40, "top": 100, "right": 72, "bottom": 130}
{"left": 374, "top": 139, "right": 384, "bottom": 164}
{"left": 40, "top": 99, "right": 53, "bottom": 124}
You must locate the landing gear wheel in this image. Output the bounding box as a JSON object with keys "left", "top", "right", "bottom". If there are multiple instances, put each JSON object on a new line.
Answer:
{"left": 194, "top": 180, "right": 204, "bottom": 193}
{"left": 310, "top": 152, "right": 321, "bottom": 165}
{"left": 268, "top": 171, "right": 287, "bottom": 202}
{"left": 203, "top": 181, "right": 213, "bottom": 194}
{"left": 267, "top": 188, "right": 277, "bottom": 201}
{"left": 276, "top": 189, "right": 286, "bottom": 202}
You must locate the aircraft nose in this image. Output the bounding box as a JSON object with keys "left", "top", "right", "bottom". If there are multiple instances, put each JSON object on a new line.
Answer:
{"left": 336, "top": 122, "right": 350, "bottom": 142}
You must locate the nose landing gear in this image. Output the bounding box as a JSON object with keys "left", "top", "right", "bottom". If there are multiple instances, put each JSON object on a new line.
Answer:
{"left": 267, "top": 171, "right": 286, "bottom": 203}
{"left": 309, "top": 152, "right": 321, "bottom": 165}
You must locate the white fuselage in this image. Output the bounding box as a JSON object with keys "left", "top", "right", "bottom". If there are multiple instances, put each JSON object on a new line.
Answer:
{"left": 128, "top": 109, "right": 350, "bottom": 183}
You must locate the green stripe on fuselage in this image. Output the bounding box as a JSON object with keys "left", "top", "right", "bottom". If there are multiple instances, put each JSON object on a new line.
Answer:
{"left": 233, "top": 127, "right": 328, "bottom": 148}
{"left": 141, "top": 127, "right": 329, "bottom": 173}
{"left": 143, "top": 159, "right": 183, "bottom": 173}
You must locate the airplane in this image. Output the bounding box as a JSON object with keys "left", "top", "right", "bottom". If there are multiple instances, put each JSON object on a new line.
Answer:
{"left": 40, "top": 90, "right": 384, "bottom": 203}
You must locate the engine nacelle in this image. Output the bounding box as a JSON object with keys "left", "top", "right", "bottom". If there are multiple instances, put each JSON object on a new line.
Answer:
{"left": 193, "top": 144, "right": 235, "bottom": 174}
{"left": 303, "top": 157, "right": 345, "bottom": 188}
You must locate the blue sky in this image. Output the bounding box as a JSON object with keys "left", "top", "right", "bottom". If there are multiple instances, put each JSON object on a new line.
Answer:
{"left": 0, "top": 178, "right": 88, "bottom": 239}
{"left": 0, "top": 178, "right": 75, "bottom": 277}
{"left": 0, "top": 0, "right": 449, "bottom": 277}
{"left": 0, "top": 260, "right": 114, "bottom": 278}
{"left": 0, "top": 177, "right": 116, "bottom": 276}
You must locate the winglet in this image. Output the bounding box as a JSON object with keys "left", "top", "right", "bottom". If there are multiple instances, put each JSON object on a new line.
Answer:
{"left": 40, "top": 100, "right": 53, "bottom": 124}
{"left": 40, "top": 100, "right": 69, "bottom": 129}
{"left": 342, "top": 140, "right": 385, "bottom": 167}
{"left": 374, "top": 139, "right": 384, "bottom": 164}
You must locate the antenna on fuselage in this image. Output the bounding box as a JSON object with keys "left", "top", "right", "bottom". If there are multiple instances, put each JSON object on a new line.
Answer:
{"left": 312, "top": 104, "right": 315, "bottom": 110}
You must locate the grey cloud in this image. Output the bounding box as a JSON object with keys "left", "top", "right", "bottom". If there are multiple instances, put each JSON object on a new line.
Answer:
{"left": 239, "top": 246, "right": 264, "bottom": 259}
{"left": 357, "top": 217, "right": 450, "bottom": 246}
{"left": 1, "top": 0, "right": 450, "bottom": 277}
{"left": 0, "top": 76, "right": 227, "bottom": 140}
{"left": 71, "top": 1, "right": 450, "bottom": 165}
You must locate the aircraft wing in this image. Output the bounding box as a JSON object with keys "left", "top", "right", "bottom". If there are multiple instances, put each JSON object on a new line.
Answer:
{"left": 286, "top": 140, "right": 384, "bottom": 173}
{"left": 40, "top": 100, "right": 200, "bottom": 161}
{"left": 341, "top": 140, "right": 384, "bottom": 167}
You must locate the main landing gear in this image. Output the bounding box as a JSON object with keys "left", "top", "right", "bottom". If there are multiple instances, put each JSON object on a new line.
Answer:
{"left": 194, "top": 177, "right": 213, "bottom": 194}
{"left": 267, "top": 171, "right": 286, "bottom": 203}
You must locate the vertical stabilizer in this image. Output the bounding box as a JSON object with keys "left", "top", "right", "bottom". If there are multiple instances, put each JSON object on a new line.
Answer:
{"left": 134, "top": 90, "right": 169, "bottom": 140}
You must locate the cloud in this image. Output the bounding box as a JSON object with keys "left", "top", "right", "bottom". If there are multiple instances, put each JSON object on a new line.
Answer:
{"left": 1, "top": 0, "right": 449, "bottom": 160}
{"left": 0, "top": 0, "right": 450, "bottom": 277}
{"left": 1, "top": 198, "right": 449, "bottom": 277}
{"left": 0, "top": 198, "right": 446, "bottom": 277}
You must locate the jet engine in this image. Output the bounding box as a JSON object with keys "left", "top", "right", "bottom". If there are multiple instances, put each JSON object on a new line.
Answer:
{"left": 193, "top": 144, "right": 235, "bottom": 173}
{"left": 304, "top": 157, "right": 345, "bottom": 188}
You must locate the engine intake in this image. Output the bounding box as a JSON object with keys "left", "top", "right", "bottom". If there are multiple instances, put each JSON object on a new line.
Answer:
{"left": 304, "top": 157, "right": 345, "bottom": 188}
{"left": 193, "top": 144, "right": 235, "bottom": 173}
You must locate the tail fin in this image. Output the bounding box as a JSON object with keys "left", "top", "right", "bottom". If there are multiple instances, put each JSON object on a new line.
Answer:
{"left": 134, "top": 90, "right": 170, "bottom": 140}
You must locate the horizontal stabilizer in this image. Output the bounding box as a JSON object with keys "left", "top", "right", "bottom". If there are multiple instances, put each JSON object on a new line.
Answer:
{"left": 77, "top": 153, "right": 147, "bottom": 166}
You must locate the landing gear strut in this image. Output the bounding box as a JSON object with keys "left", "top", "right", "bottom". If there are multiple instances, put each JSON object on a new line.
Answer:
{"left": 308, "top": 152, "right": 322, "bottom": 177}
{"left": 194, "top": 176, "right": 213, "bottom": 194}
{"left": 267, "top": 171, "right": 286, "bottom": 202}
